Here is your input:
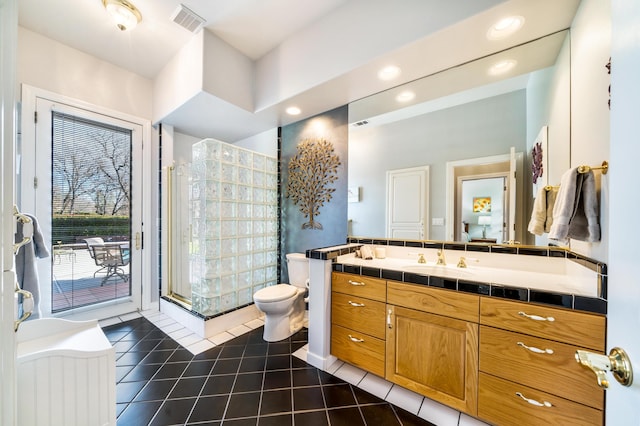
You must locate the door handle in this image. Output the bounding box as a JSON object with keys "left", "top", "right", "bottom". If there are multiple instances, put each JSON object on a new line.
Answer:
{"left": 575, "top": 347, "right": 633, "bottom": 388}
{"left": 135, "top": 232, "right": 141, "bottom": 250}
{"left": 14, "top": 288, "right": 34, "bottom": 331}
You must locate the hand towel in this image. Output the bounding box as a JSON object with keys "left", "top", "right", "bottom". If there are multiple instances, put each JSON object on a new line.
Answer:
{"left": 548, "top": 168, "right": 580, "bottom": 243}
{"left": 528, "top": 186, "right": 548, "bottom": 236}
{"left": 15, "top": 214, "right": 50, "bottom": 319}
{"left": 544, "top": 187, "right": 559, "bottom": 233}
{"left": 549, "top": 168, "right": 600, "bottom": 243}
{"left": 567, "top": 170, "right": 600, "bottom": 242}
{"left": 528, "top": 186, "right": 560, "bottom": 236}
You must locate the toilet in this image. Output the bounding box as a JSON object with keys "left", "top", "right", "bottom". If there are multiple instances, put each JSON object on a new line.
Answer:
{"left": 253, "top": 253, "right": 309, "bottom": 342}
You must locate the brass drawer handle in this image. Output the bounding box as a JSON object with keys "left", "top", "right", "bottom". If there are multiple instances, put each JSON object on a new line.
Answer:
{"left": 518, "top": 311, "right": 555, "bottom": 322}
{"left": 515, "top": 392, "right": 553, "bottom": 408}
{"left": 348, "top": 280, "right": 366, "bottom": 286}
{"left": 517, "top": 341, "right": 554, "bottom": 355}
{"left": 348, "top": 334, "right": 364, "bottom": 343}
{"left": 348, "top": 300, "right": 365, "bottom": 307}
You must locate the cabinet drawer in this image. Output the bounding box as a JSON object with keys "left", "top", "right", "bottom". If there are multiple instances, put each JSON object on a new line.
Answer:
{"left": 479, "top": 326, "right": 604, "bottom": 410}
{"left": 480, "top": 298, "right": 605, "bottom": 351}
{"left": 332, "top": 272, "right": 386, "bottom": 302}
{"left": 331, "top": 292, "right": 386, "bottom": 339}
{"left": 478, "top": 373, "right": 603, "bottom": 426}
{"left": 331, "top": 324, "right": 385, "bottom": 377}
{"left": 387, "top": 280, "right": 479, "bottom": 323}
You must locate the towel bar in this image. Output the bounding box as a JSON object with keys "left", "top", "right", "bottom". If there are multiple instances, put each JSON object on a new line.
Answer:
{"left": 577, "top": 160, "right": 608, "bottom": 175}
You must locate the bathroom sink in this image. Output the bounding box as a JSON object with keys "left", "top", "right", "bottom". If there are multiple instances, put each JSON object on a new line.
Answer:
{"left": 402, "top": 264, "right": 473, "bottom": 278}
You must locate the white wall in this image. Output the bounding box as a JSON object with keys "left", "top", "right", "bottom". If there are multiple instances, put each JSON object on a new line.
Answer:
{"left": 17, "top": 27, "right": 153, "bottom": 120}
{"left": 526, "top": 32, "right": 572, "bottom": 246}
{"left": 234, "top": 128, "right": 278, "bottom": 157}
{"left": 568, "top": 0, "right": 611, "bottom": 261}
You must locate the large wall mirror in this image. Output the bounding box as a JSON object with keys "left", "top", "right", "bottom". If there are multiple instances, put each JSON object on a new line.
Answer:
{"left": 348, "top": 29, "right": 571, "bottom": 246}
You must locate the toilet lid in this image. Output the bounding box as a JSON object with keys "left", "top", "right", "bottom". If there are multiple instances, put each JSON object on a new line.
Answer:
{"left": 254, "top": 284, "right": 297, "bottom": 303}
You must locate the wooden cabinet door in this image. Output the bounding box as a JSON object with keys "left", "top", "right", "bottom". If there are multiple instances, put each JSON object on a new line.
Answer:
{"left": 386, "top": 305, "right": 478, "bottom": 415}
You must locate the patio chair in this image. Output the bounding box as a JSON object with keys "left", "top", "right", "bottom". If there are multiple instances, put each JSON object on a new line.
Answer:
{"left": 91, "top": 245, "right": 129, "bottom": 286}
{"left": 84, "top": 237, "right": 129, "bottom": 285}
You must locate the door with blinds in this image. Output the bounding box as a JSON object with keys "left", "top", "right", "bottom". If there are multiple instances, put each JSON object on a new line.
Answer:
{"left": 29, "top": 97, "right": 143, "bottom": 320}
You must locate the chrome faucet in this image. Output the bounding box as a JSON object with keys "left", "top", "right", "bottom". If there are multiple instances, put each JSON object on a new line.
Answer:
{"left": 436, "top": 249, "right": 446, "bottom": 266}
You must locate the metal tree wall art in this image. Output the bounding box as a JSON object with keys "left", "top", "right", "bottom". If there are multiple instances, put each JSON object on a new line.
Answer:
{"left": 287, "top": 137, "right": 341, "bottom": 230}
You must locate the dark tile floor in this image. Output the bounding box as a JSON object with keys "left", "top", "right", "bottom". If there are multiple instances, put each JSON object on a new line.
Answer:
{"left": 104, "top": 317, "right": 436, "bottom": 426}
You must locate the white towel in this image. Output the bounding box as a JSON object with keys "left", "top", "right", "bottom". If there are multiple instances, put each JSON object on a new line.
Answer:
{"left": 528, "top": 186, "right": 547, "bottom": 236}
{"left": 548, "top": 168, "right": 600, "bottom": 243}
{"left": 544, "top": 187, "right": 558, "bottom": 233}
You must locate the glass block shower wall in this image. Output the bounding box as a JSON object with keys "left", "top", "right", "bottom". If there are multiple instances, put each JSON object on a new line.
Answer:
{"left": 190, "top": 139, "right": 279, "bottom": 317}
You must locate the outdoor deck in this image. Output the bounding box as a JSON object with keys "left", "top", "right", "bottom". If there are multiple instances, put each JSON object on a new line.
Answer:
{"left": 52, "top": 246, "right": 130, "bottom": 312}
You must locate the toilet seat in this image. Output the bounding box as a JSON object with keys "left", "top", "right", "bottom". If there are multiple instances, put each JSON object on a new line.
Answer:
{"left": 254, "top": 284, "right": 297, "bottom": 303}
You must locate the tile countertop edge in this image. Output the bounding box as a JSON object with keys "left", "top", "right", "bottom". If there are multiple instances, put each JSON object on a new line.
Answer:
{"left": 306, "top": 244, "right": 607, "bottom": 316}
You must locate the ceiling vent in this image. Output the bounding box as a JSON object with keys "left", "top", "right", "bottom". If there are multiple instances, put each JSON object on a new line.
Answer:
{"left": 171, "top": 4, "right": 206, "bottom": 33}
{"left": 353, "top": 120, "right": 369, "bottom": 127}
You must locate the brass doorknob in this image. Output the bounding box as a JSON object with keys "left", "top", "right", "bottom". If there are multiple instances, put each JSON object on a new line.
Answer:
{"left": 575, "top": 347, "right": 633, "bottom": 388}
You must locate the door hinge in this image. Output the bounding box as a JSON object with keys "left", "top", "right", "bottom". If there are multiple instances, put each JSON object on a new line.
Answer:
{"left": 33, "top": 177, "right": 38, "bottom": 189}
{"left": 34, "top": 111, "right": 37, "bottom": 124}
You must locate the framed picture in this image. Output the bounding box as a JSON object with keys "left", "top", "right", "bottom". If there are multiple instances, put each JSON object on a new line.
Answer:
{"left": 531, "top": 126, "right": 548, "bottom": 195}
{"left": 473, "top": 197, "right": 491, "bottom": 213}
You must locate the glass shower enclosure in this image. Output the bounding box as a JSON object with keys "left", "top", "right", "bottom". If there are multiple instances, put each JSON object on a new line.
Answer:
{"left": 168, "top": 138, "right": 279, "bottom": 317}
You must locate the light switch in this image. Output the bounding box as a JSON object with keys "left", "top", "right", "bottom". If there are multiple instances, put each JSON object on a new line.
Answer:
{"left": 432, "top": 217, "right": 444, "bottom": 226}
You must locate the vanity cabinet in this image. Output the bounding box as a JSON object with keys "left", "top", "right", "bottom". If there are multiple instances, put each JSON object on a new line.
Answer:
{"left": 329, "top": 272, "right": 606, "bottom": 424}
{"left": 331, "top": 273, "right": 386, "bottom": 376}
{"left": 386, "top": 281, "right": 479, "bottom": 415}
{"left": 478, "top": 298, "right": 606, "bottom": 426}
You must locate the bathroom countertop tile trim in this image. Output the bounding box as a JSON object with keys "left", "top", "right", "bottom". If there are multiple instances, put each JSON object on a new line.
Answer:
{"left": 306, "top": 238, "right": 607, "bottom": 315}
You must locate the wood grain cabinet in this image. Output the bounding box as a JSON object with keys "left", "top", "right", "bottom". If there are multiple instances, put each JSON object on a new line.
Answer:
{"left": 329, "top": 273, "right": 607, "bottom": 424}
{"left": 478, "top": 298, "right": 606, "bottom": 426}
{"left": 331, "top": 272, "right": 386, "bottom": 376}
{"left": 386, "top": 281, "right": 480, "bottom": 415}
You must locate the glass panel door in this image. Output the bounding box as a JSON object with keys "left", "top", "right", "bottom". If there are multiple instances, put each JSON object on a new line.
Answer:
{"left": 50, "top": 112, "right": 132, "bottom": 312}
{"left": 31, "top": 97, "right": 143, "bottom": 320}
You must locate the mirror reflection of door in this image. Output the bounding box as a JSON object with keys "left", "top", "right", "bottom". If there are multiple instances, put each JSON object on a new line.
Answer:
{"left": 457, "top": 175, "right": 507, "bottom": 243}
{"left": 386, "top": 166, "right": 429, "bottom": 239}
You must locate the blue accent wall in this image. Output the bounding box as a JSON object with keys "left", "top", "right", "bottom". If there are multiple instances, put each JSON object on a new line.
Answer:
{"left": 280, "top": 105, "right": 348, "bottom": 281}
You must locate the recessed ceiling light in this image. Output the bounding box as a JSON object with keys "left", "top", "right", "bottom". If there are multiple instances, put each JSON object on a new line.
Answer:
{"left": 286, "top": 106, "right": 301, "bottom": 115}
{"left": 489, "top": 59, "right": 518, "bottom": 76}
{"left": 487, "top": 16, "right": 525, "bottom": 40}
{"left": 378, "top": 65, "right": 401, "bottom": 81}
{"left": 395, "top": 91, "right": 416, "bottom": 102}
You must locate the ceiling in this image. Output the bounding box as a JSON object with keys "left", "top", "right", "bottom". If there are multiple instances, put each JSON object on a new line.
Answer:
{"left": 17, "top": 0, "right": 581, "bottom": 142}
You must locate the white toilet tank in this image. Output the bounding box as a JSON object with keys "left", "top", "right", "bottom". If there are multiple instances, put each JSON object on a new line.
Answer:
{"left": 286, "top": 253, "right": 309, "bottom": 288}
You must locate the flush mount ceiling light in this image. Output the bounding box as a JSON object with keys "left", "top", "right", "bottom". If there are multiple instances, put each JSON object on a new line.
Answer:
{"left": 377, "top": 65, "right": 401, "bottom": 81}
{"left": 487, "top": 15, "right": 525, "bottom": 40}
{"left": 103, "top": 0, "right": 142, "bottom": 31}
{"left": 286, "top": 106, "right": 301, "bottom": 115}
{"left": 489, "top": 59, "right": 517, "bottom": 76}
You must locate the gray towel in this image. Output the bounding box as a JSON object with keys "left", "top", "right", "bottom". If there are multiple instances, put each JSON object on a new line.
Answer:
{"left": 15, "top": 214, "right": 50, "bottom": 319}
{"left": 548, "top": 168, "right": 600, "bottom": 243}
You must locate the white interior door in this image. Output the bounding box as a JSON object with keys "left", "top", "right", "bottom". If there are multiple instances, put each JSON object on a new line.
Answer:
{"left": 21, "top": 90, "right": 145, "bottom": 321}
{"left": 386, "top": 166, "right": 429, "bottom": 239}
